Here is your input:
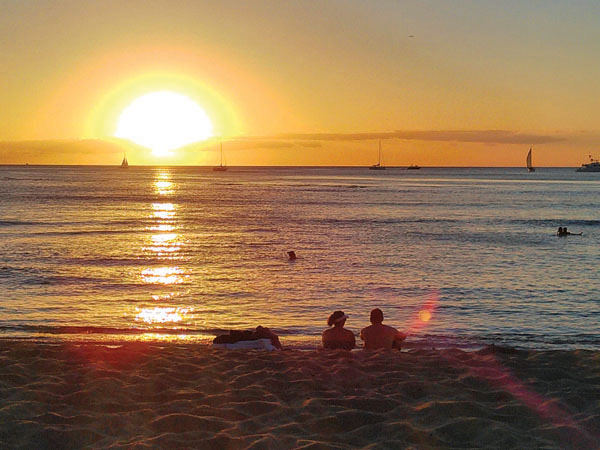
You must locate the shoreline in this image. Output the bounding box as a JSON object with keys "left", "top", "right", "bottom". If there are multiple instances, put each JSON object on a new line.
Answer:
{"left": 1, "top": 333, "right": 598, "bottom": 352}
{"left": 1, "top": 340, "right": 598, "bottom": 449}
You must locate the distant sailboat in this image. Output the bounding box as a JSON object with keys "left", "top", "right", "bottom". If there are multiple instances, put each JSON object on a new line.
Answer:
{"left": 213, "top": 141, "right": 227, "bottom": 171}
{"left": 120, "top": 153, "right": 129, "bottom": 168}
{"left": 369, "top": 140, "right": 385, "bottom": 170}
{"left": 526, "top": 147, "right": 535, "bottom": 172}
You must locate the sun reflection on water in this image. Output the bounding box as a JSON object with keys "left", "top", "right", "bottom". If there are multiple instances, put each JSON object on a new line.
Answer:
{"left": 141, "top": 266, "right": 185, "bottom": 284}
{"left": 154, "top": 171, "right": 174, "bottom": 195}
{"left": 138, "top": 333, "right": 195, "bottom": 342}
{"left": 141, "top": 171, "right": 187, "bottom": 277}
{"left": 151, "top": 233, "right": 178, "bottom": 243}
{"left": 143, "top": 228, "right": 183, "bottom": 256}
{"left": 135, "top": 306, "right": 192, "bottom": 324}
{"left": 136, "top": 171, "right": 192, "bottom": 338}
{"left": 144, "top": 246, "right": 181, "bottom": 254}
{"left": 152, "top": 202, "right": 176, "bottom": 220}
{"left": 150, "top": 224, "right": 175, "bottom": 232}
{"left": 153, "top": 202, "right": 175, "bottom": 210}
{"left": 155, "top": 181, "right": 173, "bottom": 195}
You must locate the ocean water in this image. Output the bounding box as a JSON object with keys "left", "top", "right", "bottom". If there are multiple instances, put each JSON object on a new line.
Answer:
{"left": 1, "top": 165, "right": 599, "bottom": 349}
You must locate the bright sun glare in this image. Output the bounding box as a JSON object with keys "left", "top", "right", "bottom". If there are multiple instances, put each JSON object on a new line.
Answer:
{"left": 115, "top": 91, "right": 213, "bottom": 156}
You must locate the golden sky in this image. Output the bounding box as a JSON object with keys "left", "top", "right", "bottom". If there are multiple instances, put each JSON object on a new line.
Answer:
{"left": 1, "top": 0, "right": 599, "bottom": 166}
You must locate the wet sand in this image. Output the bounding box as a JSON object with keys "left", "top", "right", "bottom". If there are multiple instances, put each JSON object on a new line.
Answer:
{"left": 0, "top": 341, "right": 598, "bottom": 449}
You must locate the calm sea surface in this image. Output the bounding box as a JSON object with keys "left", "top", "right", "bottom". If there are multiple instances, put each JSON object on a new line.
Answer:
{"left": 1, "top": 166, "right": 599, "bottom": 349}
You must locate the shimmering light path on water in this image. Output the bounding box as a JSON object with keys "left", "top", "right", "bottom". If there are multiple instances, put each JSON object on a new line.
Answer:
{"left": 0, "top": 166, "right": 598, "bottom": 349}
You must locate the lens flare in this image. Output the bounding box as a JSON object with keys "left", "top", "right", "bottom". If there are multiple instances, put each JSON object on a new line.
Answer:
{"left": 406, "top": 291, "right": 439, "bottom": 335}
{"left": 418, "top": 310, "right": 432, "bottom": 322}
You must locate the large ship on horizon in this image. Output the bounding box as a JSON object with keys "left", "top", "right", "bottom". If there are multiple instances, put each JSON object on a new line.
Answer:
{"left": 576, "top": 155, "right": 600, "bottom": 172}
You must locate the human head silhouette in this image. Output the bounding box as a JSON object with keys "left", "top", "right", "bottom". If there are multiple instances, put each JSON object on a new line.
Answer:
{"left": 327, "top": 310, "right": 348, "bottom": 327}
{"left": 370, "top": 308, "right": 384, "bottom": 324}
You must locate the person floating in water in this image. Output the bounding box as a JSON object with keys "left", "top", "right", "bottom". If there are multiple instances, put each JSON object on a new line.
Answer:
{"left": 360, "top": 308, "right": 406, "bottom": 350}
{"left": 287, "top": 251, "right": 297, "bottom": 260}
{"left": 322, "top": 311, "right": 355, "bottom": 350}
{"left": 557, "top": 226, "right": 582, "bottom": 236}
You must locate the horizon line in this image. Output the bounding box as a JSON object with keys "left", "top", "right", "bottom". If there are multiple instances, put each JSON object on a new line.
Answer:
{"left": 0, "top": 164, "right": 584, "bottom": 169}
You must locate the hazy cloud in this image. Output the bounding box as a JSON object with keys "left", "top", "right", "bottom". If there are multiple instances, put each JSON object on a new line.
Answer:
{"left": 185, "top": 140, "right": 323, "bottom": 151}
{"left": 229, "top": 140, "right": 297, "bottom": 150}
{"left": 0, "top": 139, "right": 138, "bottom": 164}
{"left": 246, "top": 130, "right": 567, "bottom": 145}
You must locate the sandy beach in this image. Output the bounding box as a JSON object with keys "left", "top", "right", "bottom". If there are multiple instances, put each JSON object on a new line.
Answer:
{"left": 0, "top": 341, "right": 598, "bottom": 449}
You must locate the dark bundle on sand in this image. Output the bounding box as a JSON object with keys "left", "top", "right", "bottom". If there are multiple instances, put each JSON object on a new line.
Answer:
{"left": 213, "top": 326, "right": 282, "bottom": 349}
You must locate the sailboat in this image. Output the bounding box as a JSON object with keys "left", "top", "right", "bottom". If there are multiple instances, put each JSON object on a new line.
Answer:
{"left": 120, "top": 153, "right": 129, "bottom": 168}
{"left": 369, "top": 140, "right": 385, "bottom": 170}
{"left": 526, "top": 147, "right": 535, "bottom": 172}
{"left": 213, "top": 141, "right": 227, "bottom": 171}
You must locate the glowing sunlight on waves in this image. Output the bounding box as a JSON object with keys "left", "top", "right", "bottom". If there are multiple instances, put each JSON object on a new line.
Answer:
{"left": 135, "top": 307, "right": 192, "bottom": 324}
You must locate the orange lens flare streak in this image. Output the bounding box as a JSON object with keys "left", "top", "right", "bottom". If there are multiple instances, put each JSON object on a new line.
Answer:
{"left": 405, "top": 291, "right": 596, "bottom": 445}
{"left": 456, "top": 354, "right": 598, "bottom": 447}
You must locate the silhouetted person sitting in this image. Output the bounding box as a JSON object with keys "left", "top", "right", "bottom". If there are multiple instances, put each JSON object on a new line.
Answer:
{"left": 360, "top": 308, "right": 406, "bottom": 350}
{"left": 322, "top": 311, "right": 355, "bottom": 350}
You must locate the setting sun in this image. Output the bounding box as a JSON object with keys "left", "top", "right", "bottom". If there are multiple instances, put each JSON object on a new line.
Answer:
{"left": 114, "top": 91, "right": 213, "bottom": 156}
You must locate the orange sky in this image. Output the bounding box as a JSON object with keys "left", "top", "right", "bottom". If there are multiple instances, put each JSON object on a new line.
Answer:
{"left": 1, "top": 1, "right": 599, "bottom": 166}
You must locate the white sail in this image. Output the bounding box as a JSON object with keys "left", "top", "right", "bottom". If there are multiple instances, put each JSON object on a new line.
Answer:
{"left": 369, "top": 140, "right": 385, "bottom": 170}
{"left": 213, "top": 141, "right": 228, "bottom": 171}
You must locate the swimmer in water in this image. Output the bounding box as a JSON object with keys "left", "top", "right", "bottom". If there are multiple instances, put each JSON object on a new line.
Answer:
{"left": 558, "top": 226, "right": 582, "bottom": 236}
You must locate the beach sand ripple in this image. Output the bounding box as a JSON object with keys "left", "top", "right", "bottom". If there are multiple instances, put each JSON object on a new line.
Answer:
{"left": 0, "top": 342, "right": 598, "bottom": 449}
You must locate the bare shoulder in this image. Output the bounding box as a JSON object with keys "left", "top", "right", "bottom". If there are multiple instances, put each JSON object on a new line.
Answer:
{"left": 385, "top": 325, "right": 406, "bottom": 340}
